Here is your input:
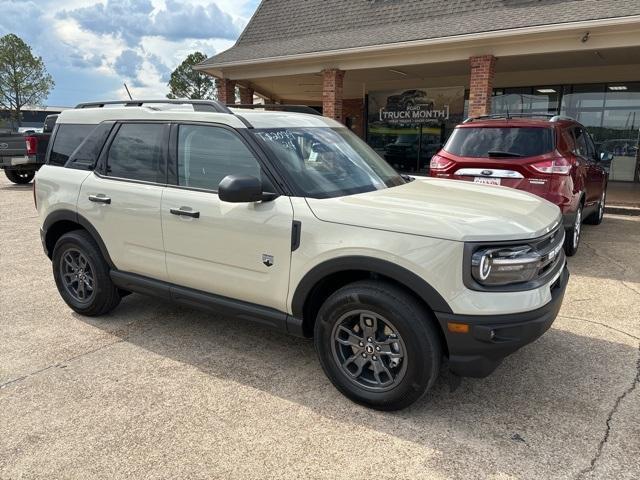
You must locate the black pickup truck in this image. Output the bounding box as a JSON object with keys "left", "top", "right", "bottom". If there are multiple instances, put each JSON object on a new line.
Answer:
{"left": 0, "top": 115, "right": 57, "bottom": 184}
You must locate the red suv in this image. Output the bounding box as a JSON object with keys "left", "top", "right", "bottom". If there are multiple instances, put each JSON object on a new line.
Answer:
{"left": 429, "top": 114, "right": 608, "bottom": 255}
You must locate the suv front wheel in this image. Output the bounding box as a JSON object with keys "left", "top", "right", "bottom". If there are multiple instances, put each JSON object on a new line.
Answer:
{"left": 52, "top": 230, "right": 121, "bottom": 316}
{"left": 314, "top": 280, "right": 442, "bottom": 410}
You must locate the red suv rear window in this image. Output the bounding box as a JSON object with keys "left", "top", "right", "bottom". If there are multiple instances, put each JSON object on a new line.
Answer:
{"left": 444, "top": 127, "right": 554, "bottom": 158}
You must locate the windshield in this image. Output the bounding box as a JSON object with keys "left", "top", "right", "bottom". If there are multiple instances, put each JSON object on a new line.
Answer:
{"left": 444, "top": 127, "right": 554, "bottom": 158}
{"left": 253, "top": 127, "right": 405, "bottom": 198}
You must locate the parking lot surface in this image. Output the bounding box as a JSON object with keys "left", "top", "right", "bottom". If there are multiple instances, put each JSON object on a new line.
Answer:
{"left": 1, "top": 174, "right": 639, "bottom": 480}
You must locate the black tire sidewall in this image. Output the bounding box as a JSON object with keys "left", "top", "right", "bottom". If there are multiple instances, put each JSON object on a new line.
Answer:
{"left": 52, "top": 230, "right": 120, "bottom": 316}
{"left": 5, "top": 169, "right": 35, "bottom": 184}
{"left": 314, "top": 281, "right": 441, "bottom": 410}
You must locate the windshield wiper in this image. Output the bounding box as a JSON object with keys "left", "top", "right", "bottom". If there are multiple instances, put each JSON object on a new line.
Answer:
{"left": 487, "top": 151, "right": 523, "bottom": 158}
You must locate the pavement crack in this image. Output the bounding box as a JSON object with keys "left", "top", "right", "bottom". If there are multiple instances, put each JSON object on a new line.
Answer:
{"left": 577, "top": 343, "right": 640, "bottom": 479}
{"left": 558, "top": 314, "right": 640, "bottom": 341}
{"left": 0, "top": 338, "right": 124, "bottom": 392}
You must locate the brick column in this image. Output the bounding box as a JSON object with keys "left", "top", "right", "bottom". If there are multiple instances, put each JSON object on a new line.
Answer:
{"left": 322, "top": 69, "right": 345, "bottom": 122}
{"left": 215, "top": 78, "right": 236, "bottom": 105}
{"left": 239, "top": 86, "right": 254, "bottom": 105}
{"left": 468, "top": 55, "right": 496, "bottom": 118}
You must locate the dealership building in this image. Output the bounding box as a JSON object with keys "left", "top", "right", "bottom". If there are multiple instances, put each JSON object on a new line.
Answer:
{"left": 198, "top": 0, "right": 640, "bottom": 192}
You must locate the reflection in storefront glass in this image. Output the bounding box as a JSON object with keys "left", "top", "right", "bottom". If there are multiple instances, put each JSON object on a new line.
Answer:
{"left": 562, "top": 83, "right": 639, "bottom": 181}
{"left": 367, "top": 86, "right": 465, "bottom": 174}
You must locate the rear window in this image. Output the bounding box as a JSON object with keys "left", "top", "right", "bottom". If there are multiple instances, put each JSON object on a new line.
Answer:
{"left": 444, "top": 127, "right": 554, "bottom": 158}
{"left": 105, "top": 123, "right": 165, "bottom": 183}
{"left": 48, "top": 124, "right": 96, "bottom": 166}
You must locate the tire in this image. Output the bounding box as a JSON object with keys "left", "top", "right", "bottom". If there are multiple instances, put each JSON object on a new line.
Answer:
{"left": 314, "top": 280, "right": 442, "bottom": 411}
{"left": 564, "top": 203, "right": 583, "bottom": 257}
{"left": 585, "top": 187, "right": 606, "bottom": 225}
{"left": 52, "top": 230, "right": 121, "bottom": 316}
{"left": 5, "top": 168, "right": 35, "bottom": 184}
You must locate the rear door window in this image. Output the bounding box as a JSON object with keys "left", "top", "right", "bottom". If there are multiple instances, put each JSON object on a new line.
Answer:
{"left": 48, "top": 124, "right": 96, "bottom": 166}
{"left": 572, "top": 127, "right": 589, "bottom": 159}
{"left": 106, "top": 123, "right": 166, "bottom": 183}
{"left": 444, "top": 127, "right": 554, "bottom": 158}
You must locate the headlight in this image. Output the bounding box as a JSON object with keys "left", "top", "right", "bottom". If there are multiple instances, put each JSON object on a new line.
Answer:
{"left": 471, "top": 246, "right": 540, "bottom": 286}
{"left": 465, "top": 224, "right": 566, "bottom": 291}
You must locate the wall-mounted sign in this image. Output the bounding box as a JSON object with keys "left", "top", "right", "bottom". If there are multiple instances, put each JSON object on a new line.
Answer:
{"left": 369, "top": 86, "right": 465, "bottom": 126}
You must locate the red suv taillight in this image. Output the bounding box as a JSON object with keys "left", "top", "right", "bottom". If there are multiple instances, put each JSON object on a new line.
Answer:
{"left": 531, "top": 157, "right": 571, "bottom": 175}
{"left": 430, "top": 154, "right": 453, "bottom": 171}
{"left": 25, "top": 136, "right": 38, "bottom": 156}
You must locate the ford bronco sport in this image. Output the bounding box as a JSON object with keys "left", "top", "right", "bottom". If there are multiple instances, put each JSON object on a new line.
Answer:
{"left": 36, "top": 100, "right": 569, "bottom": 410}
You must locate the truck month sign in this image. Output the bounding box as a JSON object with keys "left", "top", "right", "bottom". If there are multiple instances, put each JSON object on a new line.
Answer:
{"left": 369, "top": 86, "right": 465, "bottom": 126}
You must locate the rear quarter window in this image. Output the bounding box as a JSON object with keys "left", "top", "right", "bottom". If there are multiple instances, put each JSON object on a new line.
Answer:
{"left": 444, "top": 127, "right": 554, "bottom": 158}
{"left": 48, "top": 124, "right": 96, "bottom": 166}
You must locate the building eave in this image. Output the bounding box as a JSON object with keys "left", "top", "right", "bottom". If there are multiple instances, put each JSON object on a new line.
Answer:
{"left": 195, "top": 14, "right": 640, "bottom": 74}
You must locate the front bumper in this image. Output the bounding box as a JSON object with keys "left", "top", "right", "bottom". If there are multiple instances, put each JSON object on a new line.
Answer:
{"left": 435, "top": 265, "right": 569, "bottom": 378}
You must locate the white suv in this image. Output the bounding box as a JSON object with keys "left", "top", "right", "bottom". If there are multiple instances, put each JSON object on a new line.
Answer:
{"left": 35, "top": 100, "right": 569, "bottom": 410}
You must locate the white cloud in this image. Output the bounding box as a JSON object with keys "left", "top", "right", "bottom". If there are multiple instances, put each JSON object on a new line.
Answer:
{"left": 0, "top": 0, "right": 259, "bottom": 104}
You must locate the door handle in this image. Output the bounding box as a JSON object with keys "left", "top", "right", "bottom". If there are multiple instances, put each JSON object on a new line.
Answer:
{"left": 88, "top": 194, "right": 111, "bottom": 204}
{"left": 170, "top": 207, "right": 200, "bottom": 218}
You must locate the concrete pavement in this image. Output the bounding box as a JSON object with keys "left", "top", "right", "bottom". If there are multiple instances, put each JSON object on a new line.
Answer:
{"left": 1, "top": 174, "right": 638, "bottom": 479}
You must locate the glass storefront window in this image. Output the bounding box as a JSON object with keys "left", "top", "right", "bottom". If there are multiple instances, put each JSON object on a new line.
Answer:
{"left": 561, "top": 83, "right": 639, "bottom": 181}
{"left": 366, "top": 82, "right": 639, "bottom": 181}
{"left": 492, "top": 86, "right": 560, "bottom": 114}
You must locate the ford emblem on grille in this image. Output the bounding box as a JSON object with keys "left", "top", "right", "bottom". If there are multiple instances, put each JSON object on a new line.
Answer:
{"left": 0, "top": 143, "right": 8, "bottom": 150}
{"left": 481, "top": 170, "right": 493, "bottom": 176}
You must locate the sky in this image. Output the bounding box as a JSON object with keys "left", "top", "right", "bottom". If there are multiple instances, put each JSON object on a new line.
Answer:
{"left": 0, "top": 0, "right": 261, "bottom": 107}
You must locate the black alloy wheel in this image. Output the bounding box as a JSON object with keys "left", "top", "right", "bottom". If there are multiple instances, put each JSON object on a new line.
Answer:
{"left": 331, "top": 310, "right": 408, "bottom": 392}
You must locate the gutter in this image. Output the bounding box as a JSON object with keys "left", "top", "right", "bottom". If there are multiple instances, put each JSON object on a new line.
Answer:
{"left": 194, "top": 14, "right": 640, "bottom": 71}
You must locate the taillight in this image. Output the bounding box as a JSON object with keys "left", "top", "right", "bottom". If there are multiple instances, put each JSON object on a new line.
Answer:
{"left": 25, "top": 136, "right": 38, "bottom": 155}
{"left": 430, "top": 154, "right": 453, "bottom": 171}
{"left": 531, "top": 157, "right": 571, "bottom": 175}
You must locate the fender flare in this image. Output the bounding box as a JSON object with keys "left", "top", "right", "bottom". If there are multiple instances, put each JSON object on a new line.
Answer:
{"left": 42, "top": 209, "right": 115, "bottom": 268}
{"left": 290, "top": 256, "right": 453, "bottom": 319}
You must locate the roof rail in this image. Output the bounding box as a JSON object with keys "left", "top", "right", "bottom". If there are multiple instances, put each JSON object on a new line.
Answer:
{"left": 549, "top": 115, "right": 574, "bottom": 122}
{"left": 230, "top": 104, "right": 322, "bottom": 116}
{"left": 463, "top": 113, "right": 559, "bottom": 123}
{"left": 75, "top": 99, "right": 232, "bottom": 114}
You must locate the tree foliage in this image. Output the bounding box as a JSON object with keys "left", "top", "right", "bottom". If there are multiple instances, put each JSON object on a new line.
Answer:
{"left": 0, "top": 34, "right": 54, "bottom": 121}
{"left": 166, "top": 52, "right": 216, "bottom": 100}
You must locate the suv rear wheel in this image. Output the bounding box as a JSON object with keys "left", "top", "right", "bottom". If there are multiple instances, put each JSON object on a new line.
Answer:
{"left": 314, "top": 280, "right": 442, "bottom": 410}
{"left": 564, "top": 204, "right": 582, "bottom": 257}
{"left": 5, "top": 168, "right": 35, "bottom": 184}
{"left": 52, "top": 230, "right": 121, "bottom": 316}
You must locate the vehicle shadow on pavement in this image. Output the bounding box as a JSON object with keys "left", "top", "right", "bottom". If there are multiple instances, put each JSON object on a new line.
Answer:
{"left": 77, "top": 293, "right": 638, "bottom": 477}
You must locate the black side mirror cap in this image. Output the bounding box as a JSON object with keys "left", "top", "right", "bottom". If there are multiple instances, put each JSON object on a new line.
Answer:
{"left": 218, "top": 174, "right": 278, "bottom": 203}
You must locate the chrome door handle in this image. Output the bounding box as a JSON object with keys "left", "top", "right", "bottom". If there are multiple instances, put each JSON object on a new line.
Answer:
{"left": 170, "top": 207, "right": 200, "bottom": 218}
{"left": 88, "top": 194, "right": 111, "bottom": 204}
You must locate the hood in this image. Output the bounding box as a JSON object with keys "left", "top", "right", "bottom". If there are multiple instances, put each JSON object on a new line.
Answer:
{"left": 305, "top": 178, "right": 561, "bottom": 242}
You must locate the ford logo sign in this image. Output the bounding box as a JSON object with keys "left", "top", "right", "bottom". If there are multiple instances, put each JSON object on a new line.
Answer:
{"left": 0, "top": 143, "right": 8, "bottom": 150}
{"left": 481, "top": 170, "right": 493, "bottom": 176}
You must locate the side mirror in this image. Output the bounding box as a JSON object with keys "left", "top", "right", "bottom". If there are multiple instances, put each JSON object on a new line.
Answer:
{"left": 600, "top": 151, "right": 614, "bottom": 163}
{"left": 218, "top": 175, "right": 277, "bottom": 203}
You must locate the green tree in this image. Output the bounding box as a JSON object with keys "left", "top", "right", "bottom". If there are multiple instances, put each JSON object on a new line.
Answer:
{"left": 0, "top": 34, "right": 54, "bottom": 124}
{"left": 166, "top": 52, "right": 216, "bottom": 100}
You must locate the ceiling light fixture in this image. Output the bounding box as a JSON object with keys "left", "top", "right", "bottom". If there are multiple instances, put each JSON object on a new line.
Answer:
{"left": 608, "top": 85, "right": 628, "bottom": 91}
{"left": 536, "top": 88, "right": 556, "bottom": 93}
{"left": 389, "top": 69, "right": 408, "bottom": 77}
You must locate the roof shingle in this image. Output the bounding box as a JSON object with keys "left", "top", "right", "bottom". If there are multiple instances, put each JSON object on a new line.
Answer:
{"left": 202, "top": 0, "right": 640, "bottom": 66}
